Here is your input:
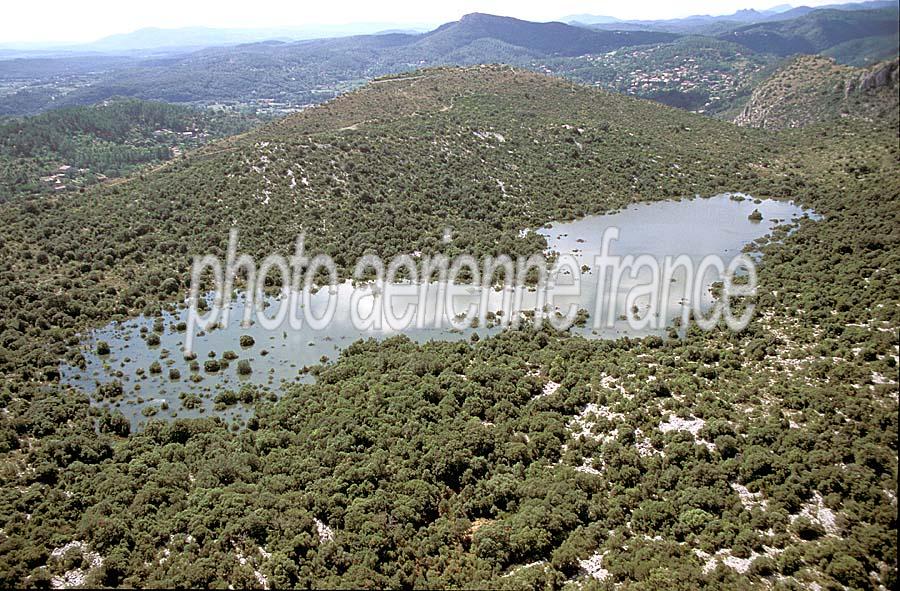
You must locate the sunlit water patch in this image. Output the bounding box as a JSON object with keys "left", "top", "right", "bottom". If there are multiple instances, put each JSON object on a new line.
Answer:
{"left": 60, "top": 194, "right": 813, "bottom": 429}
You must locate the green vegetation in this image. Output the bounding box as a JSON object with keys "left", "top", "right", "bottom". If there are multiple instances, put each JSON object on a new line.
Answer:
{"left": 721, "top": 7, "right": 899, "bottom": 57}
{"left": 540, "top": 36, "right": 776, "bottom": 115}
{"left": 822, "top": 31, "right": 900, "bottom": 67}
{"left": 735, "top": 55, "right": 899, "bottom": 129}
{"left": 1, "top": 6, "right": 894, "bottom": 121}
{"left": 0, "top": 98, "right": 260, "bottom": 201}
{"left": 0, "top": 65, "right": 896, "bottom": 588}
{"left": 0, "top": 15, "right": 677, "bottom": 118}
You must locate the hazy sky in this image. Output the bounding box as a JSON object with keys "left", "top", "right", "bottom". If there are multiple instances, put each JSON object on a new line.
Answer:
{"left": 2, "top": 0, "right": 864, "bottom": 44}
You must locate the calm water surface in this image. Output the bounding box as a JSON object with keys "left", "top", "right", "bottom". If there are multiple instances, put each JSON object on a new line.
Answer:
{"left": 60, "top": 194, "right": 813, "bottom": 428}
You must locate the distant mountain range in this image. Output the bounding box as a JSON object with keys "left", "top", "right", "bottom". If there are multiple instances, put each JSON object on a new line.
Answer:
{"left": 408, "top": 13, "right": 677, "bottom": 57}
{"left": 564, "top": 6, "right": 792, "bottom": 28}
{"left": 85, "top": 24, "right": 437, "bottom": 53}
{"left": 0, "top": 23, "right": 437, "bottom": 57}
{"left": 571, "top": 0, "right": 898, "bottom": 34}
{"left": 0, "top": 4, "right": 896, "bottom": 118}
{"left": 719, "top": 6, "right": 898, "bottom": 55}
{"left": 0, "top": 15, "right": 675, "bottom": 57}
{"left": 3, "top": 0, "right": 894, "bottom": 56}
{"left": 0, "top": 13, "right": 680, "bottom": 115}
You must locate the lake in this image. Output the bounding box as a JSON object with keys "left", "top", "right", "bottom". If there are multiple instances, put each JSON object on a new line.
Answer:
{"left": 60, "top": 194, "right": 813, "bottom": 428}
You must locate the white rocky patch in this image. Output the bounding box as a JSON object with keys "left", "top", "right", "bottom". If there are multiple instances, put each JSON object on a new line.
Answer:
{"left": 658, "top": 415, "right": 705, "bottom": 436}
{"left": 792, "top": 492, "right": 839, "bottom": 535}
{"left": 534, "top": 380, "right": 560, "bottom": 400}
{"left": 599, "top": 373, "right": 628, "bottom": 397}
{"left": 658, "top": 415, "right": 717, "bottom": 451}
{"left": 574, "top": 457, "right": 604, "bottom": 475}
{"left": 872, "top": 372, "right": 896, "bottom": 385}
{"left": 731, "top": 483, "right": 768, "bottom": 511}
{"left": 473, "top": 131, "right": 505, "bottom": 143}
{"left": 634, "top": 428, "right": 661, "bottom": 457}
{"left": 315, "top": 518, "right": 335, "bottom": 543}
{"left": 50, "top": 570, "right": 88, "bottom": 589}
{"left": 501, "top": 560, "right": 547, "bottom": 578}
{"left": 568, "top": 403, "right": 623, "bottom": 442}
{"left": 696, "top": 546, "right": 783, "bottom": 575}
{"left": 579, "top": 551, "right": 611, "bottom": 581}
{"left": 233, "top": 545, "right": 269, "bottom": 590}
{"left": 48, "top": 541, "right": 103, "bottom": 589}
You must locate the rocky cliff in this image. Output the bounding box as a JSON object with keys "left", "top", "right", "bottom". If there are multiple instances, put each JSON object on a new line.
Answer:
{"left": 734, "top": 55, "right": 898, "bottom": 129}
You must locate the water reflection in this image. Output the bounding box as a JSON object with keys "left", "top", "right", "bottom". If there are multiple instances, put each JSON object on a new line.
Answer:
{"left": 60, "top": 194, "right": 813, "bottom": 429}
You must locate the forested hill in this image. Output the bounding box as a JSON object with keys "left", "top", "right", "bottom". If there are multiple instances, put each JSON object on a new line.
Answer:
{"left": 0, "top": 98, "right": 260, "bottom": 201}
{"left": 0, "top": 62, "right": 793, "bottom": 377}
{"left": 0, "top": 66, "right": 896, "bottom": 588}
{"left": 717, "top": 6, "right": 899, "bottom": 56}
{"left": 734, "top": 55, "right": 899, "bottom": 129}
{"left": 0, "top": 7, "right": 895, "bottom": 120}
{"left": 413, "top": 12, "right": 677, "bottom": 56}
{"left": 0, "top": 15, "right": 677, "bottom": 117}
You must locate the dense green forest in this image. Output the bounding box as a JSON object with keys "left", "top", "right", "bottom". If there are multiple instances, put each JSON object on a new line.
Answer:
{"left": 0, "top": 98, "right": 261, "bottom": 201}
{"left": 0, "top": 66, "right": 896, "bottom": 588}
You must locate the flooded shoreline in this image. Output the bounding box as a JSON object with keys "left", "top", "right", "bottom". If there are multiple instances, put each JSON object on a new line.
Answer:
{"left": 60, "top": 194, "right": 814, "bottom": 429}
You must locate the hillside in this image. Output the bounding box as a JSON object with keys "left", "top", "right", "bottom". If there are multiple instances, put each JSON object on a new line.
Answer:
{"left": 0, "top": 65, "right": 775, "bottom": 370}
{"left": 822, "top": 31, "right": 900, "bottom": 66}
{"left": 734, "top": 55, "right": 899, "bottom": 129}
{"left": 0, "top": 66, "right": 897, "bottom": 589}
{"left": 0, "top": 7, "right": 896, "bottom": 121}
{"left": 539, "top": 36, "right": 775, "bottom": 115}
{"left": 579, "top": 0, "right": 898, "bottom": 34}
{"left": 413, "top": 13, "right": 676, "bottom": 57}
{"left": 718, "top": 6, "right": 899, "bottom": 56}
{"left": 0, "top": 98, "right": 261, "bottom": 200}
{"left": 0, "top": 15, "right": 678, "bottom": 116}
